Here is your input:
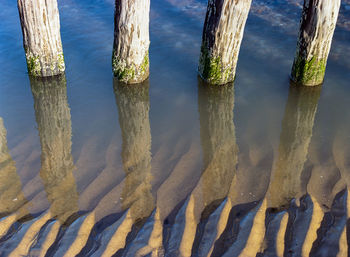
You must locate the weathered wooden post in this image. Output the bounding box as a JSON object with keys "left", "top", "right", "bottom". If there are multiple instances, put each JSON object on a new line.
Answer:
{"left": 198, "top": 0, "right": 252, "bottom": 85}
{"left": 291, "top": 0, "right": 341, "bottom": 86}
{"left": 30, "top": 75, "right": 78, "bottom": 224}
{"left": 112, "top": 0, "right": 150, "bottom": 84}
{"left": 17, "top": 0, "right": 65, "bottom": 77}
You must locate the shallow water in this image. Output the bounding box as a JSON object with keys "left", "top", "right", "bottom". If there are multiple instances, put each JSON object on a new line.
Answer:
{"left": 1, "top": 0, "right": 350, "bottom": 256}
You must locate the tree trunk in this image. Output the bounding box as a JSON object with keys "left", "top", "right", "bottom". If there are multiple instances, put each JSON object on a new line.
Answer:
{"left": 112, "top": 0, "right": 150, "bottom": 84}
{"left": 17, "top": 0, "right": 65, "bottom": 77}
{"left": 291, "top": 0, "right": 341, "bottom": 86}
{"left": 198, "top": 0, "right": 252, "bottom": 85}
{"left": 30, "top": 75, "right": 78, "bottom": 224}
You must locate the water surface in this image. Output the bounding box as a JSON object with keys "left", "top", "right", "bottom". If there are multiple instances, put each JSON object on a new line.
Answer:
{"left": 1, "top": 0, "right": 350, "bottom": 256}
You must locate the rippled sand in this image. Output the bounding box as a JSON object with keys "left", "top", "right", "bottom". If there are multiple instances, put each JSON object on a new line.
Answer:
{"left": 0, "top": 76, "right": 349, "bottom": 256}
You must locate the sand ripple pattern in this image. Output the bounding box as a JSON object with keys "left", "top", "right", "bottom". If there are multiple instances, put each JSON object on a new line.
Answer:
{"left": 0, "top": 76, "right": 350, "bottom": 257}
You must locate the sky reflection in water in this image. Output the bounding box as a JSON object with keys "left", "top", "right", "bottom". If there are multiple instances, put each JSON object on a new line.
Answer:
{"left": 0, "top": 0, "right": 350, "bottom": 256}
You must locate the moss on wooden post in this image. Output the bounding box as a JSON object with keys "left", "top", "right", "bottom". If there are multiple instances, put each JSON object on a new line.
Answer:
{"left": 291, "top": 0, "right": 341, "bottom": 86}
{"left": 17, "top": 0, "right": 65, "bottom": 77}
{"left": 198, "top": 0, "right": 252, "bottom": 85}
{"left": 112, "top": 0, "right": 150, "bottom": 84}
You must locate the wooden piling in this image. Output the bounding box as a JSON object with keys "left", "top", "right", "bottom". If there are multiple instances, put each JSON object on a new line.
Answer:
{"left": 112, "top": 0, "right": 150, "bottom": 84}
{"left": 291, "top": 0, "right": 341, "bottom": 86}
{"left": 17, "top": 0, "right": 65, "bottom": 77}
{"left": 198, "top": 0, "right": 252, "bottom": 85}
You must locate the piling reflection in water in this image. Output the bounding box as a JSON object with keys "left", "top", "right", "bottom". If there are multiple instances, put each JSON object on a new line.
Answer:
{"left": 332, "top": 111, "right": 350, "bottom": 257}
{"left": 261, "top": 84, "right": 322, "bottom": 257}
{"left": 30, "top": 75, "right": 79, "bottom": 224}
{"left": 114, "top": 79, "right": 154, "bottom": 220}
{"left": 0, "top": 118, "right": 28, "bottom": 229}
{"left": 166, "top": 80, "right": 238, "bottom": 257}
{"left": 267, "top": 84, "right": 322, "bottom": 210}
{"left": 0, "top": 76, "right": 80, "bottom": 257}
{"left": 1, "top": 79, "right": 350, "bottom": 255}
{"left": 198, "top": 80, "right": 238, "bottom": 209}
{"left": 304, "top": 91, "right": 348, "bottom": 257}
{"left": 193, "top": 80, "right": 239, "bottom": 257}
{"left": 94, "top": 79, "right": 156, "bottom": 256}
{"left": 211, "top": 94, "right": 275, "bottom": 257}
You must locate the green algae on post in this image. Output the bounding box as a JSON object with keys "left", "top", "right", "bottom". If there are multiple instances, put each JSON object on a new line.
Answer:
{"left": 198, "top": 0, "right": 252, "bottom": 85}
{"left": 112, "top": 51, "right": 149, "bottom": 84}
{"left": 112, "top": 0, "right": 150, "bottom": 84}
{"left": 199, "top": 44, "right": 234, "bottom": 85}
{"left": 18, "top": 0, "right": 65, "bottom": 77}
{"left": 291, "top": 0, "right": 341, "bottom": 86}
{"left": 291, "top": 56, "right": 327, "bottom": 86}
{"left": 26, "top": 53, "right": 41, "bottom": 77}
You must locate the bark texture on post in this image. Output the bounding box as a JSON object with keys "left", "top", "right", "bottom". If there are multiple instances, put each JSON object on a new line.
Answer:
{"left": 17, "top": 0, "right": 65, "bottom": 77}
{"left": 291, "top": 0, "right": 341, "bottom": 86}
{"left": 30, "top": 75, "right": 78, "bottom": 224}
{"left": 198, "top": 0, "right": 252, "bottom": 85}
{"left": 112, "top": 0, "right": 150, "bottom": 84}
